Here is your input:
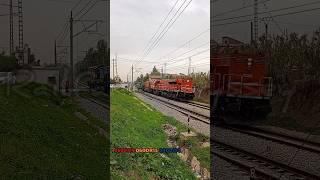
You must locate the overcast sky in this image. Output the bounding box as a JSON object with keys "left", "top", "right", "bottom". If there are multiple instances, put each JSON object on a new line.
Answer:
{"left": 111, "top": 0, "right": 210, "bottom": 81}
{"left": 0, "top": 0, "right": 107, "bottom": 66}
{"left": 1, "top": 0, "right": 319, "bottom": 81}
{"left": 212, "top": 0, "right": 320, "bottom": 42}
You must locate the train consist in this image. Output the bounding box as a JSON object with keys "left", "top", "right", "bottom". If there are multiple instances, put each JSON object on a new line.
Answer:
{"left": 87, "top": 65, "right": 108, "bottom": 93}
{"left": 211, "top": 37, "right": 273, "bottom": 123}
{"left": 143, "top": 75, "right": 194, "bottom": 100}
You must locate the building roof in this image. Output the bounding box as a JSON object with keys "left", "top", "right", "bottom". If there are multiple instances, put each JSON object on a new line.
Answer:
{"left": 221, "top": 36, "right": 244, "bottom": 46}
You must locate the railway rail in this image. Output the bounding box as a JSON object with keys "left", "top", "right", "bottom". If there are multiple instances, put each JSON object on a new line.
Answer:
{"left": 79, "top": 92, "right": 108, "bottom": 109}
{"left": 139, "top": 92, "right": 210, "bottom": 124}
{"left": 212, "top": 139, "right": 320, "bottom": 180}
{"left": 141, "top": 91, "right": 320, "bottom": 154}
{"left": 186, "top": 101, "right": 210, "bottom": 110}
{"left": 221, "top": 125, "right": 320, "bottom": 154}
{"left": 77, "top": 89, "right": 320, "bottom": 179}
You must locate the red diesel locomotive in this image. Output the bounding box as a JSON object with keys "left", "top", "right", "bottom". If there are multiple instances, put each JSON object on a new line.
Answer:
{"left": 211, "top": 37, "right": 273, "bottom": 123}
{"left": 144, "top": 75, "right": 194, "bottom": 100}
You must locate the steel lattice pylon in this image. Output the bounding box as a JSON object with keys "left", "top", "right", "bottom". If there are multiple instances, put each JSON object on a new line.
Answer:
{"left": 253, "top": 0, "right": 258, "bottom": 42}
{"left": 18, "top": 0, "right": 23, "bottom": 64}
{"left": 9, "top": 0, "right": 14, "bottom": 55}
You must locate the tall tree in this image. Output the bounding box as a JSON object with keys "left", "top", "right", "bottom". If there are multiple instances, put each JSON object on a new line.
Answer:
{"left": 151, "top": 66, "right": 160, "bottom": 76}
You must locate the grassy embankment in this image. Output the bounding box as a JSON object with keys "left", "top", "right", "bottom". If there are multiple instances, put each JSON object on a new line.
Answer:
{"left": 110, "top": 88, "right": 209, "bottom": 179}
{"left": 0, "top": 83, "right": 108, "bottom": 178}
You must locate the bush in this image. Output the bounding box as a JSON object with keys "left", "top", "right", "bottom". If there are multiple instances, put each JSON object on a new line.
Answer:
{"left": 0, "top": 55, "right": 17, "bottom": 71}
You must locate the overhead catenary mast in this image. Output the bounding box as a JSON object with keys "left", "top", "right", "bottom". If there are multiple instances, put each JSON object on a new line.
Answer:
{"left": 18, "top": 0, "right": 24, "bottom": 64}
{"left": 9, "top": 0, "right": 14, "bottom": 55}
{"left": 253, "top": 0, "right": 258, "bottom": 42}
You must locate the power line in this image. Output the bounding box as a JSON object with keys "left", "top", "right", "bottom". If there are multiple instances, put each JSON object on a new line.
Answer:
{"left": 136, "top": 0, "right": 189, "bottom": 65}
{"left": 139, "top": 42, "right": 209, "bottom": 71}
{"left": 0, "top": 13, "right": 18, "bottom": 17}
{"left": 56, "top": 21, "right": 69, "bottom": 42}
{"left": 141, "top": 0, "right": 193, "bottom": 62}
{"left": 165, "top": 56, "right": 209, "bottom": 70}
{"left": 74, "top": 0, "right": 96, "bottom": 18}
{"left": 141, "top": 48, "right": 209, "bottom": 70}
{"left": 164, "top": 42, "right": 209, "bottom": 64}
{"left": 212, "top": 6, "right": 320, "bottom": 27}
{"left": 262, "top": 2, "right": 284, "bottom": 35}
{"left": 71, "top": 0, "right": 84, "bottom": 10}
{"left": 212, "top": 0, "right": 271, "bottom": 18}
{"left": 137, "top": 0, "right": 180, "bottom": 59}
{"left": 158, "top": 29, "right": 209, "bottom": 60}
{"left": 137, "top": 29, "right": 210, "bottom": 71}
{"left": 117, "top": 57, "right": 160, "bottom": 63}
{"left": 76, "top": 0, "right": 99, "bottom": 20}
{"left": 212, "top": 1, "right": 320, "bottom": 23}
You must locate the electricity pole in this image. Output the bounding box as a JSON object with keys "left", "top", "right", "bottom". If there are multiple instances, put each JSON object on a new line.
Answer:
{"left": 253, "top": 0, "right": 258, "bottom": 42}
{"left": 265, "top": 23, "right": 268, "bottom": 40}
{"left": 54, "top": 40, "right": 57, "bottom": 66}
{"left": 112, "top": 58, "right": 115, "bottom": 80}
{"left": 9, "top": 0, "right": 13, "bottom": 55}
{"left": 250, "top": 21, "right": 253, "bottom": 44}
{"left": 115, "top": 54, "right": 118, "bottom": 77}
{"left": 161, "top": 67, "right": 163, "bottom": 78}
{"left": 18, "top": 0, "right": 23, "bottom": 64}
{"left": 70, "top": 11, "right": 74, "bottom": 91}
{"left": 188, "top": 57, "right": 191, "bottom": 75}
{"left": 131, "top": 65, "right": 133, "bottom": 91}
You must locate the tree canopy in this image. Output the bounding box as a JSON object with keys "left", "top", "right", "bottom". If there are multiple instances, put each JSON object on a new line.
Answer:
{"left": 0, "top": 55, "right": 17, "bottom": 72}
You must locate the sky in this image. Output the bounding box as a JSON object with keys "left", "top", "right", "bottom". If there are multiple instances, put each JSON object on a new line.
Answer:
{"left": 1, "top": 0, "right": 319, "bottom": 81}
{"left": 212, "top": 0, "right": 320, "bottom": 42}
{"left": 0, "top": 0, "right": 107, "bottom": 66}
{"left": 111, "top": 0, "right": 210, "bottom": 81}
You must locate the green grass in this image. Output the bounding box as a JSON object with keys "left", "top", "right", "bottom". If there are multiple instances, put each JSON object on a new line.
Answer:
{"left": 111, "top": 88, "right": 197, "bottom": 179}
{"left": 177, "top": 135, "right": 210, "bottom": 170}
{"left": 0, "top": 83, "right": 108, "bottom": 179}
{"left": 163, "top": 116, "right": 210, "bottom": 170}
{"left": 111, "top": 89, "right": 210, "bottom": 179}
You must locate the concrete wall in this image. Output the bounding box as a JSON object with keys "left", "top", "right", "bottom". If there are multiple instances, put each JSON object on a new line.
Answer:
{"left": 16, "top": 67, "right": 64, "bottom": 92}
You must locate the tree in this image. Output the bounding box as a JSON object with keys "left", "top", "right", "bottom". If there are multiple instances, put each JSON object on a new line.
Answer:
{"left": 29, "top": 54, "right": 36, "bottom": 64}
{"left": 151, "top": 66, "right": 160, "bottom": 76}
{"left": 0, "top": 55, "right": 17, "bottom": 71}
{"left": 76, "top": 39, "right": 108, "bottom": 76}
{"left": 191, "top": 72, "right": 210, "bottom": 99}
{"left": 143, "top": 73, "right": 150, "bottom": 82}
{"left": 256, "top": 30, "right": 320, "bottom": 96}
{"left": 135, "top": 74, "right": 144, "bottom": 89}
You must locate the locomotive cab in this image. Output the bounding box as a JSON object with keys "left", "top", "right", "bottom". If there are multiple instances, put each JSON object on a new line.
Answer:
{"left": 211, "top": 39, "right": 272, "bottom": 125}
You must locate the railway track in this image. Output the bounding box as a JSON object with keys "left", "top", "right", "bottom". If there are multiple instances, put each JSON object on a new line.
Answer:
{"left": 212, "top": 139, "right": 320, "bottom": 180}
{"left": 186, "top": 101, "right": 210, "bottom": 110}
{"left": 79, "top": 90, "right": 320, "bottom": 179}
{"left": 79, "top": 92, "right": 108, "bottom": 109}
{"left": 139, "top": 92, "right": 210, "bottom": 124}
{"left": 220, "top": 125, "right": 320, "bottom": 154}
{"left": 76, "top": 81, "right": 89, "bottom": 89}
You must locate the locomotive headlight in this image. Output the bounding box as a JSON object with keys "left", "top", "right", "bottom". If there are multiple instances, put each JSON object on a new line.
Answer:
{"left": 248, "top": 58, "right": 253, "bottom": 66}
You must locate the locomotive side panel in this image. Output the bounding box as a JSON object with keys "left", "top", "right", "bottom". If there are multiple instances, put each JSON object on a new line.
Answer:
{"left": 211, "top": 49, "right": 272, "bottom": 124}
{"left": 144, "top": 76, "right": 194, "bottom": 100}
